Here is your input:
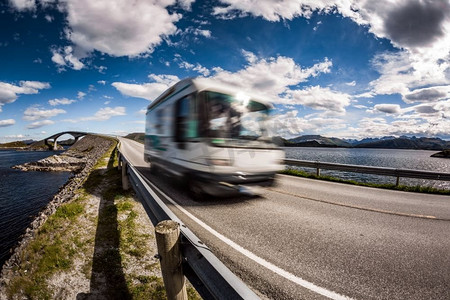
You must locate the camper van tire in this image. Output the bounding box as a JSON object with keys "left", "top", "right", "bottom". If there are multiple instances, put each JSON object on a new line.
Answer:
{"left": 189, "top": 179, "right": 205, "bottom": 201}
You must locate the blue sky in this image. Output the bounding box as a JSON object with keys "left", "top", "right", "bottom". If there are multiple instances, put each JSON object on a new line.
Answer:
{"left": 1, "top": 0, "right": 450, "bottom": 142}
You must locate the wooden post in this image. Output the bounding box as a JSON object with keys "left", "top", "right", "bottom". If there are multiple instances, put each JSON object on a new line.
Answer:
{"left": 121, "top": 160, "right": 129, "bottom": 190}
{"left": 396, "top": 176, "right": 400, "bottom": 186}
{"left": 155, "top": 220, "right": 187, "bottom": 300}
{"left": 316, "top": 168, "right": 321, "bottom": 177}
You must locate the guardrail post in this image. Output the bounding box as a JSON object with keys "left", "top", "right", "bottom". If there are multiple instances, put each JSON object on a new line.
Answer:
{"left": 117, "top": 153, "right": 122, "bottom": 170}
{"left": 396, "top": 176, "right": 400, "bottom": 186}
{"left": 155, "top": 220, "right": 188, "bottom": 300}
{"left": 121, "top": 160, "right": 130, "bottom": 191}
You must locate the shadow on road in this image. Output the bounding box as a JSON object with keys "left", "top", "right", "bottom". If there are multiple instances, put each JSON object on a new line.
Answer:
{"left": 135, "top": 166, "right": 263, "bottom": 207}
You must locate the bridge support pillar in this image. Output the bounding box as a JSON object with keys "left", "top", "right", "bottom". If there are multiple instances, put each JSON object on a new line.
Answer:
{"left": 155, "top": 220, "right": 187, "bottom": 300}
{"left": 121, "top": 160, "right": 130, "bottom": 191}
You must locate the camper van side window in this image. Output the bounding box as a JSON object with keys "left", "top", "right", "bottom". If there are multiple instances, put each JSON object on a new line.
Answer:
{"left": 156, "top": 109, "right": 164, "bottom": 135}
{"left": 175, "top": 95, "right": 198, "bottom": 142}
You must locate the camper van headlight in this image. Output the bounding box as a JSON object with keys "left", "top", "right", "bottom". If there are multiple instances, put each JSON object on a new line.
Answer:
{"left": 207, "top": 158, "right": 232, "bottom": 166}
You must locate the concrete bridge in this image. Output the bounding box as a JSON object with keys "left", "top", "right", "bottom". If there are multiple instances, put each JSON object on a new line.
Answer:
{"left": 44, "top": 131, "right": 89, "bottom": 150}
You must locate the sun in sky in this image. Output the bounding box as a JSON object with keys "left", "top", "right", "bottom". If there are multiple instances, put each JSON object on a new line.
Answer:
{"left": 0, "top": 0, "right": 449, "bottom": 142}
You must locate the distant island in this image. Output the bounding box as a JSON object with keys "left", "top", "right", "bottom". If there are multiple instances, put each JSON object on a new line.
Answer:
{"left": 274, "top": 135, "right": 450, "bottom": 151}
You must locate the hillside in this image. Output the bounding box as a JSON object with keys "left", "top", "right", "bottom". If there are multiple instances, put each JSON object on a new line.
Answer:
{"left": 0, "top": 141, "right": 27, "bottom": 148}
{"left": 286, "top": 135, "right": 352, "bottom": 147}
{"left": 355, "top": 137, "right": 450, "bottom": 150}
{"left": 124, "top": 132, "right": 145, "bottom": 144}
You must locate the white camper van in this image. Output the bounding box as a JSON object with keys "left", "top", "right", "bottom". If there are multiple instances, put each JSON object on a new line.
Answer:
{"left": 144, "top": 78, "right": 284, "bottom": 197}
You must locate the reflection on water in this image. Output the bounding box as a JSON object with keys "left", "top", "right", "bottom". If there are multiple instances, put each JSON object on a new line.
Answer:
{"left": 284, "top": 147, "right": 450, "bottom": 190}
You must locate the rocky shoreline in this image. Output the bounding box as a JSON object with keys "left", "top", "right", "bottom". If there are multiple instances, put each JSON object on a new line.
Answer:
{"left": 0, "top": 135, "right": 115, "bottom": 285}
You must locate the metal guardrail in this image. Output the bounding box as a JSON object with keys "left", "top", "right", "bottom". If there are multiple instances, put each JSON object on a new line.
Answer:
{"left": 117, "top": 149, "right": 259, "bottom": 300}
{"left": 284, "top": 159, "right": 450, "bottom": 186}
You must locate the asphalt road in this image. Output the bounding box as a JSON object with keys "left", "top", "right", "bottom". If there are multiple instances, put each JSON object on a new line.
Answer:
{"left": 119, "top": 137, "right": 450, "bottom": 300}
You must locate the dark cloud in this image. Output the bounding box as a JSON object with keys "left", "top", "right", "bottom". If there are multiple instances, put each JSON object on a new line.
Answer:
{"left": 405, "top": 87, "right": 446, "bottom": 102}
{"left": 414, "top": 105, "right": 438, "bottom": 114}
{"left": 374, "top": 104, "right": 401, "bottom": 114}
{"left": 385, "top": 0, "right": 450, "bottom": 47}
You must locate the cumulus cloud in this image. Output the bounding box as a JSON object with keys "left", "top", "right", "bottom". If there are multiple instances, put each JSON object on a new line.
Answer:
{"left": 51, "top": 46, "right": 85, "bottom": 71}
{"left": 0, "top": 119, "right": 15, "bottom": 127}
{"left": 373, "top": 104, "right": 402, "bottom": 114}
{"left": 384, "top": 1, "right": 450, "bottom": 48}
{"left": 9, "top": 0, "right": 35, "bottom": 11}
{"left": 61, "top": 0, "right": 180, "bottom": 57}
{"left": 77, "top": 91, "right": 86, "bottom": 99}
{"left": 27, "top": 120, "right": 54, "bottom": 129}
{"left": 48, "top": 98, "right": 76, "bottom": 106}
{"left": 403, "top": 86, "right": 450, "bottom": 103}
{"left": 23, "top": 107, "right": 66, "bottom": 121}
{"left": 283, "top": 86, "right": 351, "bottom": 113}
{"left": 210, "top": 50, "right": 332, "bottom": 98}
{"left": 81, "top": 106, "right": 126, "bottom": 121}
{"left": 0, "top": 81, "right": 50, "bottom": 110}
{"left": 112, "top": 74, "right": 181, "bottom": 101}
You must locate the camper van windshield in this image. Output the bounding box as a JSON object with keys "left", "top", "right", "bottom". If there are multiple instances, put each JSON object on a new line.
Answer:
{"left": 204, "top": 91, "right": 271, "bottom": 146}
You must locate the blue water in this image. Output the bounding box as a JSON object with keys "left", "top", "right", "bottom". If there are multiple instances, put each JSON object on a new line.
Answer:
{"left": 284, "top": 147, "right": 450, "bottom": 190}
{"left": 0, "top": 150, "right": 71, "bottom": 267}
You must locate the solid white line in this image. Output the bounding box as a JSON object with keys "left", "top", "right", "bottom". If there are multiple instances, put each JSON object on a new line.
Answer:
{"left": 149, "top": 180, "right": 352, "bottom": 300}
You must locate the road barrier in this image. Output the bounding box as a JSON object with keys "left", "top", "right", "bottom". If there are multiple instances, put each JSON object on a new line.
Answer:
{"left": 117, "top": 147, "right": 259, "bottom": 300}
{"left": 284, "top": 159, "right": 450, "bottom": 186}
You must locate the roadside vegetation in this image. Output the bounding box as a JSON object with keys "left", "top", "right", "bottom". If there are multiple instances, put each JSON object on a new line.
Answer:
{"left": 281, "top": 168, "right": 450, "bottom": 196}
{"left": 0, "top": 141, "right": 27, "bottom": 148}
{"left": 5, "top": 141, "right": 200, "bottom": 299}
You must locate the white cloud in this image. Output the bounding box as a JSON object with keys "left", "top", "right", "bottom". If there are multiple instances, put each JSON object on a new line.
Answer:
{"left": 23, "top": 107, "right": 66, "bottom": 121}
{"left": 283, "top": 86, "right": 351, "bottom": 113}
{"left": 0, "top": 81, "right": 50, "bottom": 110}
{"left": 210, "top": 51, "right": 332, "bottom": 99}
{"left": 51, "top": 46, "right": 85, "bottom": 70}
{"left": 0, "top": 119, "right": 15, "bottom": 127}
{"left": 27, "top": 120, "right": 54, "bottom": 129}
{"left": 112, "top": 74, "right": 180, "bottom": 101}
{"left": 178, "top": 0, "right": 195, "bottom": 10}
{"left": 81, "top": 106, "right": 126, "bottom": 121}
{"left": 97, "top": 80, "right": 106, "bottom": 85}
{"left": 77, "top": 91, "right": 86, "bottom": 99}
{"left": 49, "top": 98, "right": 76, "bottom": 106}
{"left": 62, "top": 0, "right": 181, "bottom": 57}
{"left": 9, "top": 0, "right": 35, "bottom": 11}
{"left": 345, "top": 81, "right": 356, "bottom": 86}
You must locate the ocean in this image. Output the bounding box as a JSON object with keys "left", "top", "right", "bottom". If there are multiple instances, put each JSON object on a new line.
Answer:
{"left": 284, "top": 147, "right": 450, "bottom": 189}
{"left": 0, "top": 150, "right": 71, "bottom": 267}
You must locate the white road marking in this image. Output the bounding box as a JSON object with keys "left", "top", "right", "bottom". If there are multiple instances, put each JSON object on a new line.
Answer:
{"left": 146, "top": 174, "right": 352, "bottom": 300}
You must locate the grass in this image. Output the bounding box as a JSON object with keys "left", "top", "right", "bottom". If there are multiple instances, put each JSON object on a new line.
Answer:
{"left": 6, "top": 139, "right": 202, "bottom": 299}
{"left": 281, "top": 168, "right": 450, "bottom": 195}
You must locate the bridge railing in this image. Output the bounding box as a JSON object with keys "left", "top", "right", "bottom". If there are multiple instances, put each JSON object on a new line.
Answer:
{"left": 117, "top": 146, "right": 259, "bottom": 300}
{"left": 284, "top": 159, "right": 450, "bottom": 186}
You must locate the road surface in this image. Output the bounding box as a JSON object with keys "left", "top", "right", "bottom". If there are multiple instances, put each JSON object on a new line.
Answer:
{"left": 119, "top": 137, "right": 450, "bottom": 300}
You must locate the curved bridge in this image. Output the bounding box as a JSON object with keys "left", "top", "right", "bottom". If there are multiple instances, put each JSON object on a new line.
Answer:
{"left": 44, "top": 131, "right": 89, "bottom": 150}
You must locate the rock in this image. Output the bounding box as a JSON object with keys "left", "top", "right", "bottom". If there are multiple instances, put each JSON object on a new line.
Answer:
{"left": 431, "top": 149, "right": 450, "bottom": 158}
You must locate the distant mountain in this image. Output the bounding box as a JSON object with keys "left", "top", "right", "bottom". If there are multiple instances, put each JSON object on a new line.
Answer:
{"left": 355, "top": 137, "right": 450, "bottom": 150}
{"left": 344, "top": 136, "right": 396, "bottom": 145}
{"left": 279, "top": 135, "right": 450, "bottom": 150}
{"left": 125, "top": 132, "right": 145, "bottom": 144}
{"left": 286, "top": 135, "right": 352, "bottom": 147}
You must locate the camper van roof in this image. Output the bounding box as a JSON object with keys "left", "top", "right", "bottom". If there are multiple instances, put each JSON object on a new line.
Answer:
{"left": 147, "top": 77, "right": 273, "bottom": 110}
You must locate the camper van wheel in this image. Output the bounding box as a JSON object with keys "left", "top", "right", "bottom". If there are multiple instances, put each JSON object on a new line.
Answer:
{"left": 189, "top": 180, "right": 205, "bottom": 201}
{"left": 150, "top": 163, "right": 158, "bottom": 174}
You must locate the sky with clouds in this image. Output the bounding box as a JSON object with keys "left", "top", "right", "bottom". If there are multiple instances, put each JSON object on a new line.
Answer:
{"left": 1, "top": 0, "right": 450, "bottom": 142}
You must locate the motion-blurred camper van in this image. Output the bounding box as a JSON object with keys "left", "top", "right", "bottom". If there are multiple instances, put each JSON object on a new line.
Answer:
{"left": 144, "top": 78, "right": 284, "bottom": 197}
